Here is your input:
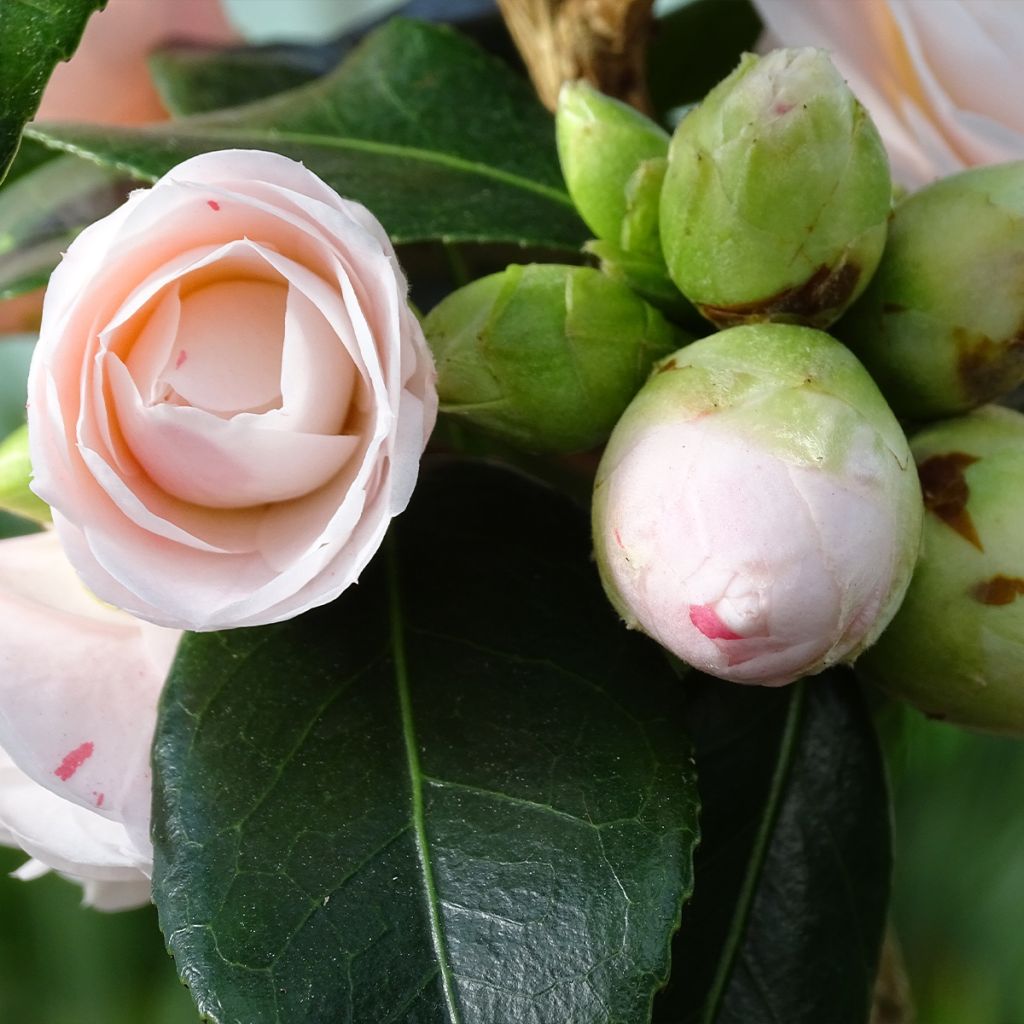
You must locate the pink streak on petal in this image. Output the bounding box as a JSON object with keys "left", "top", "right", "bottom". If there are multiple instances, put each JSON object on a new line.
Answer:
{"left": 207, "top": 200, "right": 220, "bottom": 211}
{"left": 95, "top": 792, "right": 105, "bottom": 808}
{"left": 54, "top": 742, "right": 94, "bottom": 782}
{"left": 175, "top": 349, "right": 188, "bottom": 369}
{"left": 689, "top": 604, "right": 744, "bottom": 642}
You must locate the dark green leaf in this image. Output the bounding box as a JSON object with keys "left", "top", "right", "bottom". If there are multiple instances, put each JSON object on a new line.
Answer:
{"left": 1, "top": 136, "right": 58, "bottom": 186}
{"left": 148, "top": 45, "right": 329, "bottom": 117}
{"left": 29, "top": 19, "right": 587, "bottom": 250}
{"left": 0, "top": 0, "right": 106, "bottom": 183}
{"left": 152, "top": 460, "right": 699, "bottom": 1024}
{"left": 654, "top": 672, "right": 890, "bottom": 1024}
{"left": 0, "top": 508, "right": 39, "bottom": 539}
{"left": 0, "top": 153, "right": 129, "bottom": 299}
{"left": 649, "top": 0, "right": 762, "bottom": 119}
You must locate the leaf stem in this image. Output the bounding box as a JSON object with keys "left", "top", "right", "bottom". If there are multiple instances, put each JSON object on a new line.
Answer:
{"left": 700, "top": 679, "right": 808, "bottom": 1024}
{"left": 387, "top": 533, "right": 463, "bottom": 1024}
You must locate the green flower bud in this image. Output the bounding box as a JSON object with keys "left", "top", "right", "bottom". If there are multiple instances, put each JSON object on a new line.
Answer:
{"left": 593, "top": 323, "right": 922, "bottom": 685}
{"left": 837, "top": 163, "right": 1024, "bottom": 420}
{"left": 556, "top": 81, "right": 670, "bottom": 248}
{"left": 660, "top": 48, "right": 891, "bottom": 329}
{"left": 423, "top": 263, "right": 687, "bottom": 453}
{"left": 859, "top": 406, "right": 1024, "bottom": 733}
{"left": 0, "top": 424, "right": 50, "bottom": 524}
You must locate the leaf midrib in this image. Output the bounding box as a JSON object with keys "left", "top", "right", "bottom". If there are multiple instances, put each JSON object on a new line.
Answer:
{"left": 387, "top": 535, "right": 463, "bottom": 1024}
{"left": 26, "top": 124, "right": 576, "bottom": 209}
{"left": 700, "top": 680, "right": 807, "bottom": 1024}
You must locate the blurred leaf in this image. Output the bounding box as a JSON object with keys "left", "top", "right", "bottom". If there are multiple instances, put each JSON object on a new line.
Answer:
{"left": 0, "top": 423, "right": 50, "bottom": 523}
{"left": 1, "top": 137, "right": 58, "bottom": 186}
{"left": 29, "top": 19, "right": 587, "bottom": 250}
{"left": 0, "top": 154, "right": 129, "bottom": 300}
{"left": 0, "top": 0, "right": 106, "bottom": 183}
{"left": 649, "top": 0, "right": 762, "bottom": 118}
{"left": 153, "top": 460, "right": 699, "bottom": 1024}
{"left": 0, "top": 336, "right": 39, "bottom": 538}
{"left": 654, "top": 672, "right": 891, "bottom": 1024}
{"left": 148, "top": 45, "right": 329, "bottom": 117}
{"left": 0, "top": 336, "right": 35, "bottom": 436}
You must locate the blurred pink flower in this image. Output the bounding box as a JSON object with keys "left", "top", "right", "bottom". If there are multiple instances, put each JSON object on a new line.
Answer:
{"left": 752, "top": 0, "right": 1024, "bottom": 188}
{"left": 36, "top": 0, "right": 237, "bottom": 125}
{"left": 0, "top": 531, "right": 180, "bottom": 908}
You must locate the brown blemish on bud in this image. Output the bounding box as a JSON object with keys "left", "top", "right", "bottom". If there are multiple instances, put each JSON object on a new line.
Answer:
{"left": 917, "top": 452, "right": 983, "bottom": 550}
{"left": 957, "top": 329, "right": 1024, "bottom": 403}
{"left": 655, "top": 359, "right": 678, "bottom": 375}
{"left": 970, "top": 575, "right": 1024, "bottom": 606}
{"left": 697, "top": 262, "right": 861, "bottom": 329}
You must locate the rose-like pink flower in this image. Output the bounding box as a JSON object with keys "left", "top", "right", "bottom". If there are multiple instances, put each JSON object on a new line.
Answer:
{"left": 752, "top": 0, "right": 1024, "bottom": 188}
{"left": 28, "top": 150, "right": 437, "bottom": 630}
{"left": 0, "top": 531, "right": 179, "bottom": 909}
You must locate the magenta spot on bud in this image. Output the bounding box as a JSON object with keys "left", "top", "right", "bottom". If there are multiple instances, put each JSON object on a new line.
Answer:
{"left": 614, "top": 528, "right": 624, "bottom": 549}
{"left": 774, "top": 101, "right": 794, "bottom": 116}
{"left": 94, "top": 792, "right": 105, "bottom": 808}
{"left": 207, "top": 200, "right": 221, "bottom": 211}
{"left": 54, "top": 741, "right": 94, "bottom": 781}
{"left": 689, "top": 604, "right": 744, "bottom": 641}
{"left": 175, "top": 349, "right": 188, "bottom": 369}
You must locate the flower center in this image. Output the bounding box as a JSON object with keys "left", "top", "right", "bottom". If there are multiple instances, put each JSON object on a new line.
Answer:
{"left": 159, "top": 278, "right": 287, "bottom": 417}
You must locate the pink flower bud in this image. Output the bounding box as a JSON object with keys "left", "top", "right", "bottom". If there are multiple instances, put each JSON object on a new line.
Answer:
{"left": 593, "top": 323, "right": 923, "bottom": 685}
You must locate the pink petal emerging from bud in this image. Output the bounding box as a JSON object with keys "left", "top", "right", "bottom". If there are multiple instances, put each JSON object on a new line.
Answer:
{"left": 593, "top": 324, "right": 923, "bottom": 686}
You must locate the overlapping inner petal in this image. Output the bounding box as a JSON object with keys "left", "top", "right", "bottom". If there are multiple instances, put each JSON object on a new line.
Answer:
{"left": 94, "top": 241, "right": 365, "bottom": 512}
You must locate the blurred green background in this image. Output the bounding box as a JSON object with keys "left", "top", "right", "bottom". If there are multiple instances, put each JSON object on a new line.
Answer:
{"left": 0, "top": 851, "right": 196, "bottom": 1024}
{"left": 887, "top": 710, "right": 1024, "bottom": 1024}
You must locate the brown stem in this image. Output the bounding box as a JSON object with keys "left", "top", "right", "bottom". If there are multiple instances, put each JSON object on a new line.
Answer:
{"left": 497, "top": 0, "right": 655, "bottom": 112}
{"left": 870, "top": 925, "right": 916, "bottom": 1024}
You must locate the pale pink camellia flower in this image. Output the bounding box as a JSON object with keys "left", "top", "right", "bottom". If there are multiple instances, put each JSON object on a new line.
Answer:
{"left": 28, "top": 149, "right": 437, "bottom": 631}
{"left": 592, "top": 324, "right": 923, "bottom": 687}
{"left": 751, "top": 0, "right": 1024, "bottom": 188}
{"left": 0, "top": 531, "right": 179, "bottom": 909}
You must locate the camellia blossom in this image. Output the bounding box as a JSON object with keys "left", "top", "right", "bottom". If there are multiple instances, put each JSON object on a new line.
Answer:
{"left": 0, "top": 531, "right": 178, "bottom": 908}
{"left": 752, "top": 0, "right": 1024, "bottom": 188}
{"left": 28, "top": 149, "right": 437, "bottom": 631}
{"left": 592, "top": 324, "right": 923, "bottom": 686}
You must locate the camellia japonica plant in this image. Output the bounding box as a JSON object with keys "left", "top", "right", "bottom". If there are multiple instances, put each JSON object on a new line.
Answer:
{"left": 1, "top": 2, "right": 1022, "bottom": 1023}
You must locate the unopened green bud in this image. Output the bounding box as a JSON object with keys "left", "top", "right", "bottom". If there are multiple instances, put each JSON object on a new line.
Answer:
{"left": 0, "top": 424, "right": 50, "bottom": 523}
{"left": 859, "top": 407, "right": 1024, "bottom": 734}
{"left": 423, "top": 263, "right": 688, "bottom": 453}
{"left": 838, "top": 163, "right": 1024, "bottom": 420}
{"left": 593, "top": 323, "right": 922, "bottom": 685}
{"left": 556, "top": 81, "right": 670, "bottom": 248}
{"left": 660, "top": 48, "right": 891, "bottom": 329}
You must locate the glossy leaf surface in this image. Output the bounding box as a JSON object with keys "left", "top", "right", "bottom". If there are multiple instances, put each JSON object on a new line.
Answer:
{"left": 29, "top": 19, "right": 587, "bottom": 250}
{"left": 153, "top": 461, "right": 699, "bottom": 1024}
{"left": 654, "top": 672, "right": 890, "bottom": 1024}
